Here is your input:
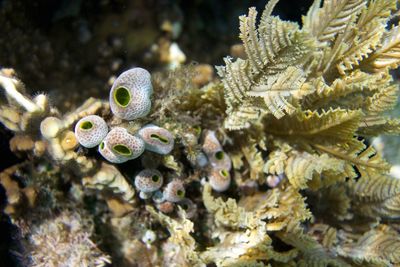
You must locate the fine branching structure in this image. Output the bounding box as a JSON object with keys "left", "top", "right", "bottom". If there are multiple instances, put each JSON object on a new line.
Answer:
{"left": 1, "top": 0, "right": 400, "bottom": 266}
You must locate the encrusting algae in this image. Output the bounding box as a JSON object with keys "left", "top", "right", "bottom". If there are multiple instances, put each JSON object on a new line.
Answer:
{"left": 1, "top": 0, "right": 400, "bottom": 266}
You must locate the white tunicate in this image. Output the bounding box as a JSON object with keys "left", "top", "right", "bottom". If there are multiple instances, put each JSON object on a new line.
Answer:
{"left": 138, "top": 124, "right": 175, "bottom": 155}
{"left": 141, "top": 230, "right": 156, "bottom": 247}
{"left": 163, "top": 180, "right": 185, "bottom": 203}
{"left": 98, "top": 127, "right": 145, "bottom": 163}
{"left": 134, "top": 169, "right": 163, "bottom": 193}
{"left": 74, "top": 115, "right": 108, "bottom": 148}
{"left": 40, "top": 117, "right": 63, "bottom": 139}
{"left": 109, "top": 68, "right": 153, "bottom": 120}
{"left": 177, "top": 198, "right": 197, "bottom": 219}
{"left": 196, "top": 152, "right": 208, "bottom": 168}
{"left": 139, "top": 191, "right": 153, "bottom": 200}
{"left": 152, "top": 190, "right": 165, "bottom": 204}
{"left": 208, "top": 149, "right": 232, "bottom": 171}
{"left": 208, "top": 168, "right": 231, "bottom": 192}
{"left": 202, "top": 130, "right": 222, "bottom": 155}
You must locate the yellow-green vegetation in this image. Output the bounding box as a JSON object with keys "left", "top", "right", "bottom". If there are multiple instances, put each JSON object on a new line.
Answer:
{"left": 194, "top": 0, "right": 400, "bottom": 265}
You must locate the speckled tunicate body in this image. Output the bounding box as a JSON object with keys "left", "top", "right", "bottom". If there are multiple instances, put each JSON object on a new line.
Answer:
{"left": 134, "top": 169, "right": 163, "bottom": 193}
{"left": 195, "top": 152, "right": 208, "bottom": 168}
{"left": 202, "top": 130, "right": 222, "bottom": 155}
{"left": 208, "top": 150, "right": 232, "bottom": 171}
{"left": 138, "top": 124, "right": 174, "bottom": 154}
{"left": 208, "top": 168, "right": 231, "bottom": 192}
{"left": 177, "top": 198, "right": 197, "bottom": 218}
{"left": 109, "top": 68, "right": 153, "bottom": 120}
{"left": 201, "top": 130, "right": 232, "bottom": 171}
{"left": 74, "top": 115, "right": 108, "bottom": 148}
{"left": 163, "top": 180, "right": 185, "bottom": 202}
{"left": 117, "top": 67, "right": 152, "bottom": 95}
{"left": 98, "top": 127, "right": 145, "bottom": 163}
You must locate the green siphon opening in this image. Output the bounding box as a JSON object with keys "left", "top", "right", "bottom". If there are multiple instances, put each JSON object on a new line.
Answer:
{"left": 220, "top": 169, "right": 228, "bottom": 177}
{"left": 150, "top": 133, "right": 169, "bottom": 144}
{"left": 113, "top": 87, "right": 131, "bottom": 107}
{"left": 215, "top": 151, "right": 224, "bottom": 160}
{"left": 152, "top": 175, "right": 160, "bottom": 182}
{"left": 182, "top": 204, "right": 189, "bottom": 210}
{"left": 80, "top": 121, "right": 93, "bottom": 130}
{"left": 99, "top": 141, "right": 105, "bottom": 150}
{"left": 193, "top": 125, "right": 201, "bottom": 135}
{"left": 177, "top": 189, "right": 185, "bottom": 198}
{"left": 112, "top": 144, "right": 132, "bottom": 156}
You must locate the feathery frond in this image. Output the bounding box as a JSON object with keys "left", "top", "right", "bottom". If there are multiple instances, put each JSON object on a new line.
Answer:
{"left": 265, "top": 108, "right": 362, "bottom": 142}
{"left": 303, "top": 0, "right": 366, "bottom": 45}
{"left": 217, "top": 3, "right": 314, "bottom": 129}
{"left": 285, "top": 151, "right": 344, "bottom": 189}
{"left": 338, "top": 225, "right": 400, "bottom": 265}
{"left": 367, "top": 25, "right": 400, "bottom": 71}
{"left": 336, "top": 0, "right": 397, "bottom": 73}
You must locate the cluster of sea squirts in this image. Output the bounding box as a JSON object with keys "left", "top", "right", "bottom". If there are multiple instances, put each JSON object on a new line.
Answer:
{"left": 73, "top": 67, "right": 232, "bottom": 214}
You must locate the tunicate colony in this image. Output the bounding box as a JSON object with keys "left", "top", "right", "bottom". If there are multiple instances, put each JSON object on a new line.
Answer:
{"left": 73, "top": 67, "right": 231, "bottom": 214}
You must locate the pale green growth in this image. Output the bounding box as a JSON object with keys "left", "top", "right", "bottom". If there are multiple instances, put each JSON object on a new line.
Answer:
{"left": 79, "top": 121, "right": 93, "bottom": 130}
{"left": 112, "top": 144, "right": 132, "bottom": 156}
{"left": 146, "top": 206, "right": 202, "bottom": 265}
{"left": 113, "top": 86, "right": 131, "bottom": 107}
